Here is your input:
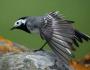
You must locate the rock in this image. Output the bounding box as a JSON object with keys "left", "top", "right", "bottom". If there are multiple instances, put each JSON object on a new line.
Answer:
{"left": 0, "top": 36, "right": 72, "bottom": 70}
{"left": 0, "top": 50, "right": 72, "bottom": 70}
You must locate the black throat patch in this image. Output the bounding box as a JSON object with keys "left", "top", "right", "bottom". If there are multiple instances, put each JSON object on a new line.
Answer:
{"left": 16, "top": 23, "right": 31, "bottom": 33}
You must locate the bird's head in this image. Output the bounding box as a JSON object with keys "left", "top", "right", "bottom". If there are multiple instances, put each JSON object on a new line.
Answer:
{"left": 11, "top": 17, "right": 31, "bottom": 33}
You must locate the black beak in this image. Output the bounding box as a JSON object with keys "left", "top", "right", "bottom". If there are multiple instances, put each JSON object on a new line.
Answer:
{"left": 10, "top": 27, "right": 16, "bottom": 30}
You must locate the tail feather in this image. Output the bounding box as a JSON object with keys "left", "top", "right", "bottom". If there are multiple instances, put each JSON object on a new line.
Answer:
{"left": 75, "top": 36, "right": 83, "bottom": 43}
{"left": 75, "top": 30, "right": 90, "bottom": 41}
{"left": 73, "top": 30, "right": 90, "bottom": 47}
{"left": 73, "top": 38, "right": 79, "bottom": 47}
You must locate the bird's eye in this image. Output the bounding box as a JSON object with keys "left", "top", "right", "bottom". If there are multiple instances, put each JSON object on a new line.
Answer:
{"left": 14, "top": 21, "right": 21, "bottom": 27}
{"left": 17, "top": 22, "right": 19, "bottom": 24}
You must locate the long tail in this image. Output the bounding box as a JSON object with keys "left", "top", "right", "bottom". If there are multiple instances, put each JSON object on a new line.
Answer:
{"left": 74, "top": 30, "right": 90, "bottom": 47}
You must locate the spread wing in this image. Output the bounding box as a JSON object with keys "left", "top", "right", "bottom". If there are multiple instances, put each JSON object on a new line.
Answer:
{"left": 40, "top": 12, "right": 75, "bottom": 63}
{"left": 40, "top": 11, "right": 90, "bottom": 63}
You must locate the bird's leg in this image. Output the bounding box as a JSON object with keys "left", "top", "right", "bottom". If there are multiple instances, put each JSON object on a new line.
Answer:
{"left": 34, "top": 41, "right": 47, "bottom": 52}
{"left": 38, "top": 41, "right": 47, "bottom": 50}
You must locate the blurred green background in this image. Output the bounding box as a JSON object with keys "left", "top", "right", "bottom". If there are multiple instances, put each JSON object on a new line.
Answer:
{"left": 0, "top": 0, "right": 90, "bottom": 58}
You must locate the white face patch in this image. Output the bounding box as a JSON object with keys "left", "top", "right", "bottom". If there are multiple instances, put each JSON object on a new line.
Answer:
{"left": 14, "top": 19, "right": 26, "bottom": 27}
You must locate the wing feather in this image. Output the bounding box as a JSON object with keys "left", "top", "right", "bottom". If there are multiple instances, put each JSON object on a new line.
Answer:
{"left": 40, "top": 12, "right": 75, "bottom": 63}
{"left": 40, "top": 11, "right": 90, "bottom": 63}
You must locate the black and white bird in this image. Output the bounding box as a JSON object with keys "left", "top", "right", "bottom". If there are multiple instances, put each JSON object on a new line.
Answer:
{"left": 11, "top": 11, "right": 90, "bottom": 63}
